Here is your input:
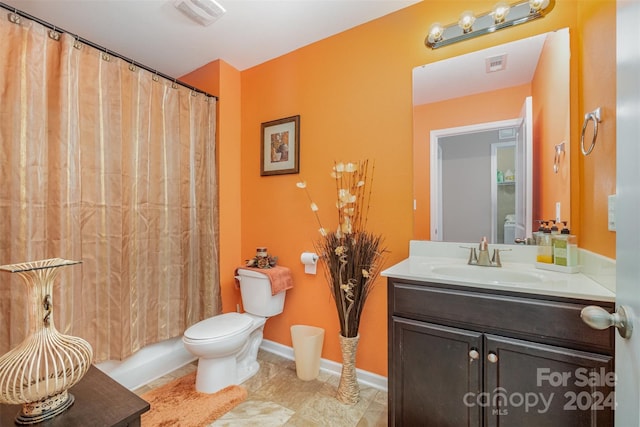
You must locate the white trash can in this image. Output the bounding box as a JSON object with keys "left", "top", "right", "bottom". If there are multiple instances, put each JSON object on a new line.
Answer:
{"left": 290, "top": 325, "right": 325, "bottom": 381}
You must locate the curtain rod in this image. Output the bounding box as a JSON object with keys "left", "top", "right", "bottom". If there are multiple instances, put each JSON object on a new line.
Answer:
{"left": 0, "top": 2, "right": 218, "bottom": 100}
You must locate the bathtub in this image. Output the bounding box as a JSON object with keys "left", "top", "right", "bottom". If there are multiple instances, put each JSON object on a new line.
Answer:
{"left": 96, "top": 337, "right": 195, "bottom": 390}
{"left": 96, "top": 336, "right": 389, "bottom": 392}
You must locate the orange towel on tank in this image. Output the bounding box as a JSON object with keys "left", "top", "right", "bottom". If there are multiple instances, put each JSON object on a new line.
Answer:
{"left": 234, "top": 265, "right": 294, "bottom": 295}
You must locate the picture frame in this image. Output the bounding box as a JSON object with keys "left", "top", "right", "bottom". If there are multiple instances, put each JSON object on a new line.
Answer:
{"left": 260, "top": 115, "right": 300, "bottom": 176}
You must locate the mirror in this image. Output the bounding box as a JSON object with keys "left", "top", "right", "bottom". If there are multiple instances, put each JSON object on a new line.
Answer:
{"left": 412, "top": 28, "right": 571, "bottom": 244}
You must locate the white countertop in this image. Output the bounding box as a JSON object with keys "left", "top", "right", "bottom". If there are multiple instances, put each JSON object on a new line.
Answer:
{"left": 381, "top": 241, "right": 615, "bottom": 302}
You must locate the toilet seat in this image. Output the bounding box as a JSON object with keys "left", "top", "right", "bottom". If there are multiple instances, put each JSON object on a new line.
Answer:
{"left": 184, "top": 312, "right": 253, "bottom": 341}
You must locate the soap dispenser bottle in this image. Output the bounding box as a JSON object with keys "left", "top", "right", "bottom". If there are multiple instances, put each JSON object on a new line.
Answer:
{"left": 536, "top": 223, "right": 553, "bottom": 263}
{"left": 533, "top": 220, "right": 545, "bottom": 245}
{"left": 553, "top": 223, "right": 578, "bottom": 266}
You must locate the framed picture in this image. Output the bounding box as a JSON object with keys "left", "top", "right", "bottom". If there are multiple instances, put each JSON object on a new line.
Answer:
{"left": 260, "top": 115, "right": 300, "bottom": 176}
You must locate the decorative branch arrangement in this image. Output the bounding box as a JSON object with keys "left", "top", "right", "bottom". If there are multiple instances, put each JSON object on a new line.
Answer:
{"left": 297, "top": 160, "right": 387, "bottom": 338}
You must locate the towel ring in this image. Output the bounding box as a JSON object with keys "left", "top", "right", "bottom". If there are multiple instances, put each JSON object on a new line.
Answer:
{"left": 553, "top": 142, "right": 565, "bottom": 174}
{"left": 581, "top": 107, "right": 601, "bottom": 156}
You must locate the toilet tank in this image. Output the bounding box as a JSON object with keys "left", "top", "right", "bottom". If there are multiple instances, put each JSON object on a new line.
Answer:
{"left": 236, "top": 268, "right": 286, "bottom": 317}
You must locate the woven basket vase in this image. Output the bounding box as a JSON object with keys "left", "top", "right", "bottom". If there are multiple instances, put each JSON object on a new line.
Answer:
{"left": 0, "top": 259, "right": 93, "bottom": 425}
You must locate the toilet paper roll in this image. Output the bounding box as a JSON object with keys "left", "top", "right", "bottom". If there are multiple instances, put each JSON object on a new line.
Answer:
{"left": 300, "top": 252, "right": 319, "bottom": 275}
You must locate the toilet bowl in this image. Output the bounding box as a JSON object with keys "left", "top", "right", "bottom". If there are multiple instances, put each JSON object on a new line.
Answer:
{"left": 182, "top": 268, "right": 286, "bottom": 393}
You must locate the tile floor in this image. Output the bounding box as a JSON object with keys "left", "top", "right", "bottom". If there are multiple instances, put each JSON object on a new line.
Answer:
{"left": 133, "top": 349, "right": 388, "bottom": 426}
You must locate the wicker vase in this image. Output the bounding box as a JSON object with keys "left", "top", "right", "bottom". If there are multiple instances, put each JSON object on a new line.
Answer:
{"left": 336, "top": 333, "right": 360, "bottom": 405}
{"left": 0, "top": 258, "right": 93, "bottom": 425}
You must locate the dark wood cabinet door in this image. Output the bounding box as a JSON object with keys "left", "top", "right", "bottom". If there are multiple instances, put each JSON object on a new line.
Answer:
{"left": 484, "top": 334, "right": 614, "bottom": 427}
{"left": 390, "top": 316, "right": 483, "bottom": 427}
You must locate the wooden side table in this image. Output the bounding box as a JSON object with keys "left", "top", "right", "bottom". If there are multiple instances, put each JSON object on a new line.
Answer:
{"left": 0, "top": 365, "right": 150, "bottom": 426}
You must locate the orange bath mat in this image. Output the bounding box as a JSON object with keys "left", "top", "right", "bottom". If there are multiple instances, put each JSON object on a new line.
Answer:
{"left": 140, "top": 372, "right": 247, "bottom": 426}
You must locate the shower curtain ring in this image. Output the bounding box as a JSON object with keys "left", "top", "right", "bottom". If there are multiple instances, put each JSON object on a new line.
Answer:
{"left": 8, "top": 9, "right": 21, "bottom": 24}
{"left": 48, "top": 26, "right": 60, "bottom": 41}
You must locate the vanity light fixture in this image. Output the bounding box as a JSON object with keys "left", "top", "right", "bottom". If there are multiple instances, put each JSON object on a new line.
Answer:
{"left": 425, "top": 0, "right": 555, "bottom": 49}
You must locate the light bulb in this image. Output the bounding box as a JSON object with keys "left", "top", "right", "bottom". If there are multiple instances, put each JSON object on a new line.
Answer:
{"left": 428, "top": 22, "right": 444, "bottom": 42}
{"left": 529, "top": 0, "right": 548, "bottom": 13}
{"left": 493, "top": 2, "right": 511, "bottom": 23}
{"left": 458, "top": 11, "right": 476, "bottom": 33}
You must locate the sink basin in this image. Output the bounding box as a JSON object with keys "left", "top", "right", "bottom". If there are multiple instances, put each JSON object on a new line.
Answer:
{"left": 430, "top": 265, "right": 546, "bottom": 285}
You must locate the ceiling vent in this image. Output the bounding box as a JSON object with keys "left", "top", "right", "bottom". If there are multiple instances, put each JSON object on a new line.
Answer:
{"left": 485, "top": 54, "right": 507, "bottom": 73}
{"left": 499, "top": 128, "right": 517, "bottom": 140}
{"left": 173, "top": 0, "right": 226, "bottom": 26}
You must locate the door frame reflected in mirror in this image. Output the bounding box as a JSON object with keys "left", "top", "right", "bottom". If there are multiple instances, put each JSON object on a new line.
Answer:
{"left": 430, "top": 107, "right": 531, "bottom": 244}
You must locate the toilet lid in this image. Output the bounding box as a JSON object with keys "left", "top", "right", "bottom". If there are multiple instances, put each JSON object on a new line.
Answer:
{"left": 184, "top": 312, "right": 253, "bottom": 340}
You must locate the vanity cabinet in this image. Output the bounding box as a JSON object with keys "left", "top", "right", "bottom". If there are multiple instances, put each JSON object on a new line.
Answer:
{"left": 388, "top": 278, "right": 615, "bottom": 427}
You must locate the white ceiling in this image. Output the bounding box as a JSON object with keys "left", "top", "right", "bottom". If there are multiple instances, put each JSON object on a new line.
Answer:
{"left": 2, "top": 0, "right": 420, "bottom": 77}
{"left": 413, "top": 32, "right": 548, "bottom": 105}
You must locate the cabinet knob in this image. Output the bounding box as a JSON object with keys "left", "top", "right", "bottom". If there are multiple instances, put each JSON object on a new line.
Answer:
{"left": 487, "top": 352, "right": 498, "bottom": 363}
{"left": 581, "top": 305, "right": 633, "bottom": 339}
{"left": 469, "top": 349, "right": 480, "bottom": 360}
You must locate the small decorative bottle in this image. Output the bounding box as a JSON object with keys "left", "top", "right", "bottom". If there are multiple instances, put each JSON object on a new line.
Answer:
{"left": 536, "top": 224, "right": 553, "bottom": 263}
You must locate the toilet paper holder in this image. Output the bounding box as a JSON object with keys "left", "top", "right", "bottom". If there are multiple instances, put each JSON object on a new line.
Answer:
{"left": 300, "top": 252, "right": 319, "bottom": 275}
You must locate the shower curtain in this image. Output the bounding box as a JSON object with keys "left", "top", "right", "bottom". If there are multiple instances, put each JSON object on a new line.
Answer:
{"left": 0, "top": 12, "right": 220, "bottom": 361}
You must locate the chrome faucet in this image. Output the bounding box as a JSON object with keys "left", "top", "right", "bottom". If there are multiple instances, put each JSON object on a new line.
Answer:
{"left": 462, "top": 237, "right": 510, "bottom": 267}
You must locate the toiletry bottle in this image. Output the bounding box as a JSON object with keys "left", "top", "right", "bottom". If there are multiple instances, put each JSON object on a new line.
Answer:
{"left": 533, "top": 220, "right": 545, "bottom": 245}
{"left": 554, "top": 225, "right": 578, "bottom": 266}
{"left": 536, "top": 224, "right": 553, "bottom": 263}
{"left": 497, "top": 170, "right": 504, "bottom": 183}
{"left": 504, "top": 169, "right": 514, "bottom": 182}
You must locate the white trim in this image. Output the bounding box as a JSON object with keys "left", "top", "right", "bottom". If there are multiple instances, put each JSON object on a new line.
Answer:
{"left": 430, "top": 119, "right": 519, "bottom": 242}
{"left": 429, "top": 119, "right": 520, "bottom": 241}
{"left": 260, "top": 339, "right": 388, "bottom": 392}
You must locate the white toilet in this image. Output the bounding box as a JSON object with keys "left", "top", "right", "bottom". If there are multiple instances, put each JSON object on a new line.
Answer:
{"left": 182, "top": 268, "right": 287, "bottom": 393}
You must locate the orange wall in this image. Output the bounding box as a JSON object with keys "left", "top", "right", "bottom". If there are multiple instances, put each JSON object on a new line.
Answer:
{"left": 531, "top": 28, "right": 572, "bottom": 230}
{"left": 413, "top": 84, "right": 532, "bottom": 240}
{"left": 184, "top": 0, "right": 616, "bottom": 377}
{"left": 576, "top": 0, "right": 616, "bottom": 258}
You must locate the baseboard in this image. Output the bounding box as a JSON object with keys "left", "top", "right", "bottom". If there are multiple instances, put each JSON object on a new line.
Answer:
{"left": 260, "top": 339, "right": 388, "bottom": 392}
